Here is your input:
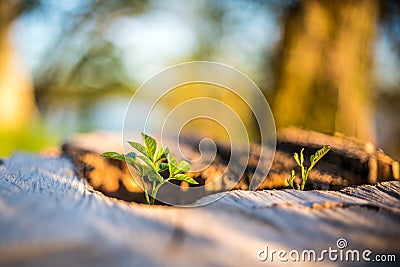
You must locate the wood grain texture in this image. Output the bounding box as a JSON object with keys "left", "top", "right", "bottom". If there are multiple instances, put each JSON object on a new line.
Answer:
{"left": 0, "top": 153, "right": 399, "bottom": 267}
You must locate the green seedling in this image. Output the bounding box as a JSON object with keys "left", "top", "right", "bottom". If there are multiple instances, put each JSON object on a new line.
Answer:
{"left": 101, "top": 133, "right": 198, "bottom": 205}
{"left": 287, "top": 145, "right": 331, "bottom": 190}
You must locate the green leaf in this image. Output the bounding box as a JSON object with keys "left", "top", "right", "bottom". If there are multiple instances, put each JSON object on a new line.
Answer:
{"left": 128, "top": 141, "right": 148, "bottom": 157}
{"left": 178, "top": 160, "right": 191, "bottom": 172}
{"left": 141, "top": 133, "right": 157, "bottom": 161}
{"left": 123, "top": 152, "right": 137, "bottom": 166}
{"left": 309, "top": 145, "right": 331, "bottom": 170}
{"left": 145, "top": 168, "right": 163, "bottom": 182}
{"left": 167, "top": 153, "right": 179, "bottom": 176}
{"left": 293, "top": 152, "right": 301, "bottom": 166}
{"left": 163, "top": 147, "right": 170, "bottom": 155}
{"left": 135, "top": 158, "right": 163, "bottom": 182}
{"left": 125, "top": 152, "right": 136, "bottom": 159}
{"left": 101, "top": 152, "right": 138, "bottom": 168}
{"left": 287, "top": 169, "right": 295, "bottom": 189}
{"left": 157, "top": 162, "right": 169, "bottom": 172}
{"left": 173, "top": 174, "right": 198, "bottom": 184}
{"left": 154, "top": 146, "right": 168, "bottom": 162}
{"left": 134, "top": 163, "right": 145, "bottom": 176}
{"left": 300, "top": 148, "right": 304, "bottom": 165}
{"left": 101, "top": 152, "right": 126, "bottom": 161}
{"left": 137, "top": 155, "right": 155, "bottom": 169}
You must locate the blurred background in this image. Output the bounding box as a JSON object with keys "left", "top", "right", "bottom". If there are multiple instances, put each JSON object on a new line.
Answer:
{"left": 0, "top": 0, "right": 399, "bottom": 159}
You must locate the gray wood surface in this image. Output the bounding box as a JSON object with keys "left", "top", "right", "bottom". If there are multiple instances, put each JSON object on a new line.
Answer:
{"left": 1, "top": 153, "right": 399, "bottom": 266}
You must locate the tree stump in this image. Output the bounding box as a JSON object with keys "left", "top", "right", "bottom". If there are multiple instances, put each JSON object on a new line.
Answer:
{"left": 0, "top": 153, "right": 399, "bottom": 266}
{"left": 1, "top": 128, "right": 399, "bottom": 266}
{"left": 62, "top": 128, "right": 399, "bottom": 204}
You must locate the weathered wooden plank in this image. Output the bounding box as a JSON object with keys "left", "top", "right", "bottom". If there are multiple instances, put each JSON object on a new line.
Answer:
{"left": 0, "top": 154, "right": 399, "bottom": 266}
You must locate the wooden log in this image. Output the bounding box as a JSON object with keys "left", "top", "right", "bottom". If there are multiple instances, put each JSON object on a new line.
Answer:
{"left": 276, "top": 128, "right": 399, "bottom": 186}
{"left": 0, "top": 153, "right": 399, "bottom": 266}
{"left": 62, "top": 128, "right": 399, "bottom": 204}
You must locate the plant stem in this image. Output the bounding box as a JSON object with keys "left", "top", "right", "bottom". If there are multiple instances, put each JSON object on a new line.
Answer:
{"left": 140, "top": 176, "right": 150, "bottom": 205}
{"left": 300, "top": 165, "right": 306, "bottom": 190}
{"left": 301, "top": 168, "right": 312, "bottom": 190}
{"left": 301, "top": 179, "right": 306, "bottom": 190}
{"left": 151, "top": 178, "right": 174, "bottom": 205}
{"left": 149, "top": 181, "right": 157, "bottom": 205}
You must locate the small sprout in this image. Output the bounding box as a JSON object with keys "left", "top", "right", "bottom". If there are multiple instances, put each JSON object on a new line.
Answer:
{"left": 101, "top": 133, "right": 198, "bottom": 205}
{"left": 287, "top": 145, "right": 331, "bottom": 190}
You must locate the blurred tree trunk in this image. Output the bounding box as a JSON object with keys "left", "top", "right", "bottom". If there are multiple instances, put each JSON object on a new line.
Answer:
{"left": 0, "top": 0, "right": 37, "bottom": 131}
{"left": 271, "top": 0, "right": 378, "bottom": 142}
